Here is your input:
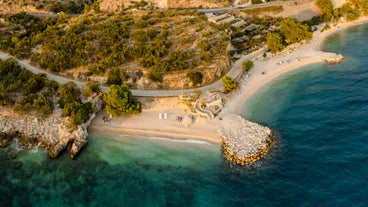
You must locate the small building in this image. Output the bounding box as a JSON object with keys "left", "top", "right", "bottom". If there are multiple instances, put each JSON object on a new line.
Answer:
{"left": 232, "top": 36, "right": 250, "bottom": 43}
{"left": 231, "top": 20, "right": 246, "bottom": 28}
{"left": 244, "top": 24, "right": 260, "bottom": 33}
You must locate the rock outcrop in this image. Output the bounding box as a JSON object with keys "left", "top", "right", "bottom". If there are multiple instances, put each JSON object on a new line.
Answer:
{"left": 219, "top": 114, "right": 275, "bottom": 165}
{"left": 0, "top": 94, "right": 103, "bottom": 159}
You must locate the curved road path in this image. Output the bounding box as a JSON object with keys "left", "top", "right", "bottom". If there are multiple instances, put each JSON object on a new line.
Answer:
{"left": 0, "top": 49, "right": 264, "bottom": 97}
{"left": 0, "top": 0, "right": 305, "bottom": 97}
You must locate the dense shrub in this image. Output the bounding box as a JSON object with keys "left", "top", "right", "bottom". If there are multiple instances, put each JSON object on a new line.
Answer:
{"left": 147, "top": 69, "right": 163, "bottom": 83}
{"left": 222, "top": 75, "right": 238, "bottom": 93}
{"left": 106, "top": 67, "right": 128, "bottom": 85}
{"left": 242, "top": 60, "right": 254, "bottom": 72}
{"left": 187, "top": 72, "right": 203, "bottom": 86}
{"left": 83, "top": 81, "right": 101, "bottom": 97}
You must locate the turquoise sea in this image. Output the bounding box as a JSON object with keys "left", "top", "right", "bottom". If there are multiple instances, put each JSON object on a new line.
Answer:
{"left": 1, "top": 23, "right": 368, "bottom": 206}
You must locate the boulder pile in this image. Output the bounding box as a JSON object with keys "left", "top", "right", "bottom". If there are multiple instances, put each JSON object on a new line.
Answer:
{"left": 219, "top": 114, "right": 275, "bottom": 165}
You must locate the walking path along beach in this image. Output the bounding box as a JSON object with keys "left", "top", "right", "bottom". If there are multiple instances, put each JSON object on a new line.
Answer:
{"left": 90, "top": 17, "right": 368, "bottom": 146}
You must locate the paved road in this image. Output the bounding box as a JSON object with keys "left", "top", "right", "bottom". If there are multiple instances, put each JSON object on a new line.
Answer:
{"left": 1, "top": 0, "right": 276, "bottom": 97}
{"left": 0, "top": 49, "right": 264, "bottom": 97}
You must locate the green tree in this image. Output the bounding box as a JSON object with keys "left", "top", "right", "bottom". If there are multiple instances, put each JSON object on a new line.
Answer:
{"left": 187, "top": 72, "right": 203, "bottom": 86}
{"left": 242, "top": 60, "right": 254, "bottom": 72}
{"left": 316, "top": 0, "right": 334, "bottom": 21}
{"left": 341, "top": 2, "right": 361, "bottom": 21}
{"left": 58, "top": 82, "right": 81, "bottom": 109}
{"left": 222, "top": 75, "right": 238, "bottom": 93}
{"left": 57, "top": 12, "right": 68, "bottom": 24}
{"left": 106, "top": 67, "right": 127, "bottom": 85}
{"left": 23, "top": 73, "right": 47, "bottom": 95}
{"left": 362, "top": 1, "right": 368, "bottom": 15}
{"left": 70, "top": 102, "right": 93, "bottom": 126}
{"left": 46, "top": 80, "right": 59, "bottom": 95}
{"left": 341, "top": 2, "right": 352, "bottom": 14}
{"left": 252, "top": 0, "right": 263, "bottom": 4}
{"left": 280, "top": 18, "right": 312, "bottom": 44}
{"left": 33, "top": 94, "right": 53, "bottom": 115}
{"left": 266, "top": 33, "right": 285, "bottom": 54}
{"left": 0, "top": 93, "right": 14, "bottom": 106}
{"left": 92, "top": 0, "right": 101, "bottom": 13}
{"left": 62, "top": 101, "right": 81, "bottom": 117}
{"left": 87, "top": 64, "right": 105, "bottom": 75}
{"left": 147, "top": 69, "right": 162, "bottom": 82}
{"left": 316, "top": 0, "right": 334, "bottom": 13}
{"left": 83, "top": 81, "right": 101, "bottom": 97}
{"left": 103, "top": 85, "right": 142, "bottom": 117}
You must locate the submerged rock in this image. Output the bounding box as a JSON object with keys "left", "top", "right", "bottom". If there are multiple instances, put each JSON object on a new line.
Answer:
{"left": 0, "top": 132, "right": 14, "bottom": 147}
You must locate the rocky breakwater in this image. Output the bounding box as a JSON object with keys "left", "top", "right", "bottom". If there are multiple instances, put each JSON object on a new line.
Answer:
{"left": 219, "top": 114, "right": 275, "bottom": 165}
{"left": 322, "top": 53, "right": 345, "bottom": 64}
{"left": 0, "top": 94, "right": 103, "bottom": 159}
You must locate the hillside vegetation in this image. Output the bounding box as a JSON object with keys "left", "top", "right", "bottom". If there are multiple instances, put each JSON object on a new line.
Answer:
{"left": 0, "top": 58, "right": 99, "bottom": 129}
{"left": 0, "top": 6, "right": 230, "bottom": 89}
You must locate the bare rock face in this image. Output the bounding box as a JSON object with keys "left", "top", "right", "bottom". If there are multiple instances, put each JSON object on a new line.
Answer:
{"left": 0, "top": 94, "right": 103, "bottom": 159}
{"left": 0, "top": 115, "right": 73, "bottom": 158}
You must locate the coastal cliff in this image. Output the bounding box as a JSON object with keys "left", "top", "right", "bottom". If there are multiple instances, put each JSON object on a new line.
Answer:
{"left": 0, "top": 94, "right": 103, "bottom": 158}
{"left": 220, "top": 114, "right": 275, "bottom": 165}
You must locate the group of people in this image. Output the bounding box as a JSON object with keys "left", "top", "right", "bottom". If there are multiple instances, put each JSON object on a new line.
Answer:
{"left": 177, "top": 116, "right": 183, "bottom": 122}
{"left": 102, "top": 115, "right": 111, "bottom": 123}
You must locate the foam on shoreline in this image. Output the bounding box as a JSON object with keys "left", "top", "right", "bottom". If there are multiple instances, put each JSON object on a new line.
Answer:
{"left": 148, "top": 137, "right": 212, "bottom": 145}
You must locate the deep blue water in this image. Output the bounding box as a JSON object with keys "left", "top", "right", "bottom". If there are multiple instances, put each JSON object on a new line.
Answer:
{"left": 1, "top": 23, "right": 368, "bottom": 206}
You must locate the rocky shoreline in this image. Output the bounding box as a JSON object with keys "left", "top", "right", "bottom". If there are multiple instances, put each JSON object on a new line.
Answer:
{"left": 0, "top": 94, "right": 103, "bottom": 159}
{"left": 219, "top": 114, "right": 275, "bottom": 165}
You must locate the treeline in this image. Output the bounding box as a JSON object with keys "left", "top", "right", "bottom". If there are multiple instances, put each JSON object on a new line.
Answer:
{"left": 266, "top": 18, "right": 312, "bottom": 54}
{"left": 0, "top": 59, "right": 96, "bottom": 129}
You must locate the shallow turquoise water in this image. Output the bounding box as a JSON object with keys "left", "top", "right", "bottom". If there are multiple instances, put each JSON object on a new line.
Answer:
{"left": 1, "top": 23, "right": 368, "bottom": 206}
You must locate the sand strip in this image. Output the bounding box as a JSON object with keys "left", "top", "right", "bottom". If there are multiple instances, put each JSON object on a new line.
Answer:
{"left": 89, "top": 17, "right": 368, "bottom": 142}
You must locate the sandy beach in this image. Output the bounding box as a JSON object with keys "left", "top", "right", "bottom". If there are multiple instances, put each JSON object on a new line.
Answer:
{"left": 89, "top": 16, "right": 368, "bottom": 143}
